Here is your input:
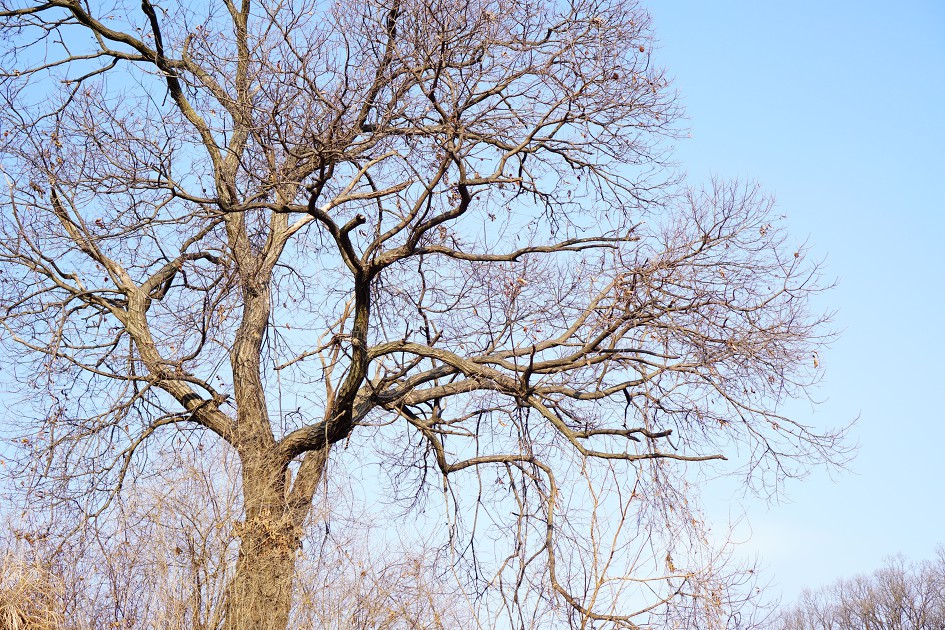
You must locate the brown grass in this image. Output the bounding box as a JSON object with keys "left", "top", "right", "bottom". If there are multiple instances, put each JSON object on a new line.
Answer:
{"left": 0, "top": 553, "right": 65, "bottom": 630}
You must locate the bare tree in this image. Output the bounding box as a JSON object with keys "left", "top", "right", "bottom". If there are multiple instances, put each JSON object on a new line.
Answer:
{"left": 0, "top": 0, "right": 845, "bottom": 627}
{"left": 774, "top": 551, "right": 945, "bottom": 630}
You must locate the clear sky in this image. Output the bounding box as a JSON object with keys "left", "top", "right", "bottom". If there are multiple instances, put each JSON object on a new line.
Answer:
{"left": 648, "top": 0, "right": 945, "bottom": 603}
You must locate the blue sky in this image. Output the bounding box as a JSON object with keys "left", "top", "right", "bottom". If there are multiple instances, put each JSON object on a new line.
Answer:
{"left": 648, "top": 0, "right": 945, "bottom": 602}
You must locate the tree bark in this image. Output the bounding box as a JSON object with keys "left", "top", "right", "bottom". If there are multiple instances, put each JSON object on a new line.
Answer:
{"left": 221, "top": 446, "right": 327, "bottom": 630}
{"left": 223, "top": 517, "right": 299, "bottom": 630}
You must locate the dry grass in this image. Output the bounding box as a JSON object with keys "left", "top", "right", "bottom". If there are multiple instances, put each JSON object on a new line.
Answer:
{"left": 0, "top": 553, "right": 65, "bottom": 630}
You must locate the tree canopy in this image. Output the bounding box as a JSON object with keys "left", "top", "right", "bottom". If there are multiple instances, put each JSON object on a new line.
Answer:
{"left": 0, "top": 0, "right": 845, "bottom": 627}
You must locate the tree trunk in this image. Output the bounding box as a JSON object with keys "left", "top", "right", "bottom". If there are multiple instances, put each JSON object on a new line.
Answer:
{"left": 222, "top": 457, "right": 301, "bottom": 630}
{"left": 221, "top": 448, "right": 327, "bottom": 630}
{"left": 222, "top": 513, "right": 300, "bottom": 630}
